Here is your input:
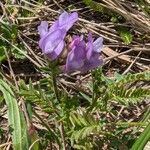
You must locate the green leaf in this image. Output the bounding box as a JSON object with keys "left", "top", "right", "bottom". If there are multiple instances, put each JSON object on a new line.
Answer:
{"left": 116, "top": 26, "right": 133, "bottom": 45}
{"left": 0, "top": 80, "right": 29, "bottom": 150}
{"left": 140, "top": 107, "right": 150, "bottom": 126}
{"left": 83, "top": 0, "right": 113, "bottom": 15}
{"left": 131, "top": 123, "right": 150, "bottom": 150}
{"left": 11, "top": 45, "right": 27, "bottom": 60}
{"left": 30, "top": 127, "right": 40, "bottom": 150}
{"left": 80, "top": 92, "right": 92, "bottom": 103}
{"left": 0, "top": 46, "right": 6, "bottom": 62}
{"left": 114, "top": 72, "right": 124, "bottom": 81}
{"left": 0, "top": 23, "right": 18, "bottom": 40}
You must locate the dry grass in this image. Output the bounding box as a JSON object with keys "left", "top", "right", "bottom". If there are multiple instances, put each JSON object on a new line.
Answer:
{"left": 1, "top": 0, "right": 149, "bottom": 73}
{"left": 0, "top": 0, "right": 150, "bottom": 149}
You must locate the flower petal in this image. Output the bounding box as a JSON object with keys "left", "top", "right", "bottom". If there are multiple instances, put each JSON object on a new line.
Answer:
{"left": 69, "top": 36, "right": 80, "bottom": 50}
{"left": 46, "top": 40, "right": 65, "bottom": 60}
{"left": 81, "top": 53, "right": 103, "bottom": 73}
{"left": 88, "top": 32, "right": 93, "bottom": 43}
{"left": 59, "top": 12, "right": 78, "bottom": 31}
{"left": 39, "top": 29, "right": 66, "bottom": 55}
{"left": 86, "top": 43, "right": 93, "bottom": 60}
{"left": 65, "top": 50, "right": 85, "bottom": 72}
{"left": 65, "top": 36, "right": 86, "bottom": 72}
{"left": 86, "top": 33, "right": 94, "bottom": 59}
{"left": 93, "top": 37, "right": 103, "bottom": 52}
{"left": 49, "top": 20, "right": 59, "bottom": 33}
{"left": 38, "top": 21, "right": 49, "bottom": 38}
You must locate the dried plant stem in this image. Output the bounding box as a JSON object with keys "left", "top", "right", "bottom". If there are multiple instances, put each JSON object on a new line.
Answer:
{"left": 33, "top": 110, "right": 56, "bottom": 138}
{"left": 28, "top": 139, "right": 40, "bottom": 150}
{"left": 60, "top": 122, "right": 66, "bottom": 150}
{"left": 0, "top": 142, "right": 11, "bottom": 148}
{"left": 123, "top": 51, "right": 142, "bottom": 75}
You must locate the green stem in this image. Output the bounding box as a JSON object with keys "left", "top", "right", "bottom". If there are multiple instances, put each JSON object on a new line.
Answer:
{"left": 86, "top": 72, "right": 97, "bottom": 113}
{"left": 52, "top": 71, "right": 60, "bottom": 103}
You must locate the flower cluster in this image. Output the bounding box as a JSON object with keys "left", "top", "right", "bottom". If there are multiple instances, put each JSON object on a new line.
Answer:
{"left": 38, "top": 12, "right": 103, "bottom": 73}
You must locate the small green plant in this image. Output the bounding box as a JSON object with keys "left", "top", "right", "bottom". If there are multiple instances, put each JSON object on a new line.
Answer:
{"left": 116, "top": 26, "right": 133, "bottom": 45}
{"left": 15, "top": 68, "right": 150, "bottom": 149}
{"left": 0, "top": 22, "right": 27, "bottom": 62}
{"left": 0, "top": 3, "right": 150, "bottom": 149}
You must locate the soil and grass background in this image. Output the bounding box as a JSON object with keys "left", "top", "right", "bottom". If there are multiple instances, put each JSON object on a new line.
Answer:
{"left": 0, "top": 0, "right": 150, "bottom": 150}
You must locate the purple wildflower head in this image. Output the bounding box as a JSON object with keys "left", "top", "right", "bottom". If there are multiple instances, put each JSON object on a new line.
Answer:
{"left": 65, "top": 33, "right": 103, "bottom": 73}
{"left": 38, "top": 12, "right": 78, "bottom": 60}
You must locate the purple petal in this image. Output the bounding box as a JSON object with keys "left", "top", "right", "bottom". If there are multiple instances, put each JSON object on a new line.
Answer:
{"left": 86, "top": 33, "right": 94, "bottom": 59}
{"left": 65, "top": 37, "right": 86, "bottom": 72}
{"left": 58, "top": 12, "right": 78, "bottom": 31}
{"left": 38, "top": 21, "right": 49, "bottom": 38}
{"left": 70, "top": 37, "right": 86, "bottom": 59}
{"left": 49, "top": 12, "right": 78, "bottom": 33}
{"left": 46, "top": 40, "right": 65, "bottom": 60}
{"left": 49, "top": 20, "right": 59, "bottom": 33}
{"left": 86, "top": 43, "right": 93, "bottom": 60}
{"left": 81, "top": 54, "right": 103, "bottom": 73}
{"left": 86, "top": 33, "right": 103, "bottom": 60}
{"left": 69, "top": 36, "right": 80, "bottom": 50}
{"left": 65, "top": 50, "right": 84, "bottom": 72}
{"left": 59, "top": 12, "right": 69, "bottom": 25}
{"left": 39, "top": 29, "right": 66, "bottom": 59}
{"left": 82, "top": 33, "right": 103, "bottom": 72}
{"left": 88, "top": 32, "right": 93, "bottom": 43}
{"left": 93, "top": 37, "right": 103, "bottom": 52}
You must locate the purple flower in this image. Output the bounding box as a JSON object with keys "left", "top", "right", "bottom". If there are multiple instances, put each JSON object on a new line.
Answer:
{"left": 38, "top": 12, "right": 78, "bottom": 60}
{"left": 65, "top": 33, "right": 103, "bottom": 73}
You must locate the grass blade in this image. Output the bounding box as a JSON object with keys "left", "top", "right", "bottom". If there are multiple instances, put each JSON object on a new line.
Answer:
{"left": 0, "top": 80, "right": 29, "bottom": 150}
{"left": 131, "top": 123, "right": 150, "bottom": 150}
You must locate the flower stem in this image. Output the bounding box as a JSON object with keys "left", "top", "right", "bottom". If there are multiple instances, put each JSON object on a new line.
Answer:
{"left": 52, "top": 71, "right": 60, "bottom": 103}
{"left": 86, "top": 72, "right": 97, "bottom": 113}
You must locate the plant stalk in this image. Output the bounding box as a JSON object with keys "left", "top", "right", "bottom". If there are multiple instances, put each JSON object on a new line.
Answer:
{"left": 52, "top": 71, "right": 60, "bottom": 103}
